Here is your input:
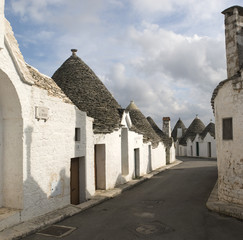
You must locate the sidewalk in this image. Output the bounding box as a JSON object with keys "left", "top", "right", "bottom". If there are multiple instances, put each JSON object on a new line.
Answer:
{"left": 0, "top": 160, "right": 182, "bottom": 240}
{"left": 206, "top": 181, "right": 243, "bottom": 220}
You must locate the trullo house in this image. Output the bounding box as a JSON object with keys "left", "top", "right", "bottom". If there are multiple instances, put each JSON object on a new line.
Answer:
{"left": 211, "top": 5, "right": 243, "bottom": 206}
{"left": 0, "top": 0, "right": 94, "bottom": 230}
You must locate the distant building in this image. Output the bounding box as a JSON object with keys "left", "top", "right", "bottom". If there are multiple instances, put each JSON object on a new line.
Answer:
{"left": 147, "top": 116, "right": 175, "bottom": 164}
{"left": 211, "top": 5, "right": 243, "bottom": 205}
{"left": 172, "top": 117, "right": 216, "bottom": 158}
{"left": 171, "top": 118, "right": 187, "bottom": 156}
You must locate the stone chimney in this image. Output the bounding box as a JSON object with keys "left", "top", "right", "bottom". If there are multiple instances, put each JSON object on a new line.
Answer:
{"left": 0, "top": 0, "right": 5, "bottom": 50}
{"left": 162, "top": 117, "right": 171, "bottom": 137}
{"left": 222, "top": 6, "right": 243, "bottom": 78}
{"left": 71, "top": 49, "right": 78, "bottom": 56}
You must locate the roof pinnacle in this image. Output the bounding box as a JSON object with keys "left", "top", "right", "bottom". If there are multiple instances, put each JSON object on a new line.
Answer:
{"left": 71, "top": 49, "right": 78, "bottom": 56}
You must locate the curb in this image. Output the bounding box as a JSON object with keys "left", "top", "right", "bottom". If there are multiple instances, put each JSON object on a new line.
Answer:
{"left": 0, "top": 160, "right": 182, "bottom": 240}
{"left": 206, "top": 181, "right": 243, "bottom": 220}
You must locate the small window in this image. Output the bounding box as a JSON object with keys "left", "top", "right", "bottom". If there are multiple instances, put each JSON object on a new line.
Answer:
{"left": 75, "top": 128, "right": 81, "bottom": 141}
{"left": 223, "top": 118, "right": 233, "bottom": 140}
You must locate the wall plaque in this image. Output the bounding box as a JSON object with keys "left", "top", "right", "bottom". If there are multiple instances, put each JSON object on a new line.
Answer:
{"left": 35, "top": 106, "right": 49, "bottom": 121}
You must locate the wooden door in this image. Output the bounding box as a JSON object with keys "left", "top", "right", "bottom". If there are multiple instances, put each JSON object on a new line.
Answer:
{"left": 71, "top": 158, "right": 80, "bottom": 205}
{"left": 134, "top": 148, "right": 140, "bottom": 178}
{"left": 94, "top": 144, "right": 106, "bottom": 190}
{"left": 208, "top": 142, "right": 211, "bottom": 158}
{"left": 196, "top": 142, "right": 199, "bottom": 157}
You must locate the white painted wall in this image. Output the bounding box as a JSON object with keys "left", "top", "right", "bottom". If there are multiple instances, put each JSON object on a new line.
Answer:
{"left": 21, "top": 86, "right": 94, "bottom": 221}
{"left": 169, "top": 143, "right": 176, "bottom": 163}
{"left": 215, "top": 80, "right": 243, "bottom": 205}
{"left": 0, "top": 19, "right": 95, "bottom": 226}
{"left": 0, "top": 69, "right": 23, "bottom": 210}
{"left": 179, "top": 145, "right": 187, "bottom": 156}
{"left": 127, "top": 130, "right": 143, "bottom": 180}
{"left": 94, "top": 130, "right": 122, "bottom": 190}
{"left": 198, "top": 133, "right": 216, "bottom": 158}
{"left": 151, "top": 142, "right": 166, "bottom": 170}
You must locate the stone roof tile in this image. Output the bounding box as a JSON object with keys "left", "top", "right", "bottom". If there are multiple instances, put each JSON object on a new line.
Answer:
{"left": 126, "top": 101, "right": 161, "bottom": 147}
{"left": 171, "top": 118, "right": 186, "bottom": 141}
{"left": 200, "top": 122, "right": 215, "bottom": 139}
{"left": 147, "top": 116, "right": 173, "bottom": 147}
{"left": 179, "top": 117, "right": 205, "bottom": 146}
{"left": 52, "top": 51, "right": 122, "bottom": 134}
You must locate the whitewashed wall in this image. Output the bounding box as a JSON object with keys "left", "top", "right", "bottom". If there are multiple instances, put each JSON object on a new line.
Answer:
{"left": 0, "top": 19, "right": 95, "bottom": 227}
{"left": 169, "top": 144, "right": 176, "bottom": 163}
{"left": 151, "top": 142, "right": 166, "bottom": 170}
{"left": 186, "top": 139, "right": 193, "bottom": 157}
{"left": 198, "top": 133, "right": 216, "bottom": 158}
{"left": 215, "top": 80, "right": 243, "bottom": 205}
{"left": 179, "top": 145, "right": 187, "bottom": 156}
{"left": 21, "top": 86, "right": 93, "bottom": 221}
{"left": 94, "top": 130, "right": 122, "bottom": 189}
{"left": 0, "top": 52, "right": 24, "bottom": 210}
{"left": 127, "top": 129, "right": 143, "bottom": 180}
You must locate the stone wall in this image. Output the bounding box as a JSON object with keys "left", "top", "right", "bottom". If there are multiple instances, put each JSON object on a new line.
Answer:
{"left": 224, "top": 7, "right": 243, "bottom": 78}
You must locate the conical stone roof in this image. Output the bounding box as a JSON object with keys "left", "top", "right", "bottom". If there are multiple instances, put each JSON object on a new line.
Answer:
{"left": 126, "top": 101, "right": 161, "bottom": 146}
{"left": 52, "top": 50, "right": 122, "bottom": 134}
{"left": 147, "top": 116, "right": 172, "bottom": 147}
{"left": 200, "top": 122, "right": 215, "bottom": 139}
{"left": 179, "top": 117, "right": 205, "bottom": 146}
{"left": 171, "top": 118, "right": 186, "bottom": 141}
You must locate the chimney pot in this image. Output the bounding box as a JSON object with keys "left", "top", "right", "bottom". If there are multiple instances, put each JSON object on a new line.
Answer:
{"left": 162, "top": 116, "right": 171, "bottom": 137}
{"left": 71, "top": 49, "right": 78, "bottom": 56}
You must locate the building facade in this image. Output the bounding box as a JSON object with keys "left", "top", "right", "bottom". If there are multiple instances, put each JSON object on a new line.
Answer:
{"left": 212, "top": 5, "right": 243, "bottom": 205}
{"left": 0, "top": 13, "right": 94, "bottom": 230}
{"left": 173, "top": 117, "right": 216, "bottom": 158}
{"left": 0, "top": 0, "right": 176, "bottom": 230}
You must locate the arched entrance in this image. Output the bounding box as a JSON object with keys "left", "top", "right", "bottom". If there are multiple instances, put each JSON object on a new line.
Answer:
{"left": 0, "top": 69, "right": 23, "bottom": 209}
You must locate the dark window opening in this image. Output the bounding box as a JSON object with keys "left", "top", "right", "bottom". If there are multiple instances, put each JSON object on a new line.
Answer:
{"left": 75, "top": 128, "right": 81, "bottom": 141}
{"left": 223, "top": 118, "right": 233, "bottom": 140}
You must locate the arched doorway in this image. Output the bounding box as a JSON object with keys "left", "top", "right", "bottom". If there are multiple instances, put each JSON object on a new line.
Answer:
{"left": 0, "top": 69, "right": 23, "bottom": 209}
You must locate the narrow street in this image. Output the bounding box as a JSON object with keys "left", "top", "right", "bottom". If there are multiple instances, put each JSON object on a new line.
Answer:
{"left": 24, "top": 157, "right": 243, "bottom": 240}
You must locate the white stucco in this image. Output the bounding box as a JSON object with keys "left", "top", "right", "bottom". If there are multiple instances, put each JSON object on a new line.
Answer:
{"left": 151, "top": 142, "right": 166, "bottom": 170}
{"left": 0, "top": 18, "right": 95, "bottom": 227}
{"left": 94, "top": 130, "right": 122, "bottom": 190}
{"left": 215, "top": 80, "right": 243, "bottom": 205}
{"left": 21, "top": 86, "right": 94, "bottom": 220}
{"left": 0, "top": 7, "right": 176, "bottom": 230}
{"left": 186, "top": 134, "right": 216, "bottom": 158}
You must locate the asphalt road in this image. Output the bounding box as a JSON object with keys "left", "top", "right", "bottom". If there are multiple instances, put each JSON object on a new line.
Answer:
{"left": 24, "top": 157, "right": 243, "bottom": 240}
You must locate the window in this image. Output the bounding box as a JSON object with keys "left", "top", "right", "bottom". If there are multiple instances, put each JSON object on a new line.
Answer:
{"left": 222, "top": 118, "right": 233, "bottom": 140}
{"left": 75, "top": 128, "right": 81, "bottom": 141}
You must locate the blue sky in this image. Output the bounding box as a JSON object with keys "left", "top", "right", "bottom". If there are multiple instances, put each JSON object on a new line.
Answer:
{"left": 4, "top": 0, "right": 243, "bottom": 128}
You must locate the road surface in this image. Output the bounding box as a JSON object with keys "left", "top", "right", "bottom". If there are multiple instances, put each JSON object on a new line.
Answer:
{"left": 23, "top": 157, "right": 243, "bottom": 240}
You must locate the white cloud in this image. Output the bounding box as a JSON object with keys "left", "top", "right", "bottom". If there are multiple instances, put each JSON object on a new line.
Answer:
{"left": 6, "top": 0, "right": 238, "bottom": 128}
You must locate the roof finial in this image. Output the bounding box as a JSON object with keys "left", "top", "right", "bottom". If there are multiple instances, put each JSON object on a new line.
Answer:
{"left": 71, "top": 49, "right": 78, "bottom": 56}
{"left": 196, "top": 114, "right": 199, "bottom": 119}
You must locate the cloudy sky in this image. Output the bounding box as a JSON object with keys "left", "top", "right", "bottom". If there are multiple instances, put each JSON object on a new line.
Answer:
{"left": 4, "top": 0, "right": 242, "bottom": 128}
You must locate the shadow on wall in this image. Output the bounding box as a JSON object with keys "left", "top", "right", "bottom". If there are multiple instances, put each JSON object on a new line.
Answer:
{"left": 115, "top": 174, "right": 127, "bottom": 187}
{"left": 22, "top": 126, "right": 70, "bottom": 220}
